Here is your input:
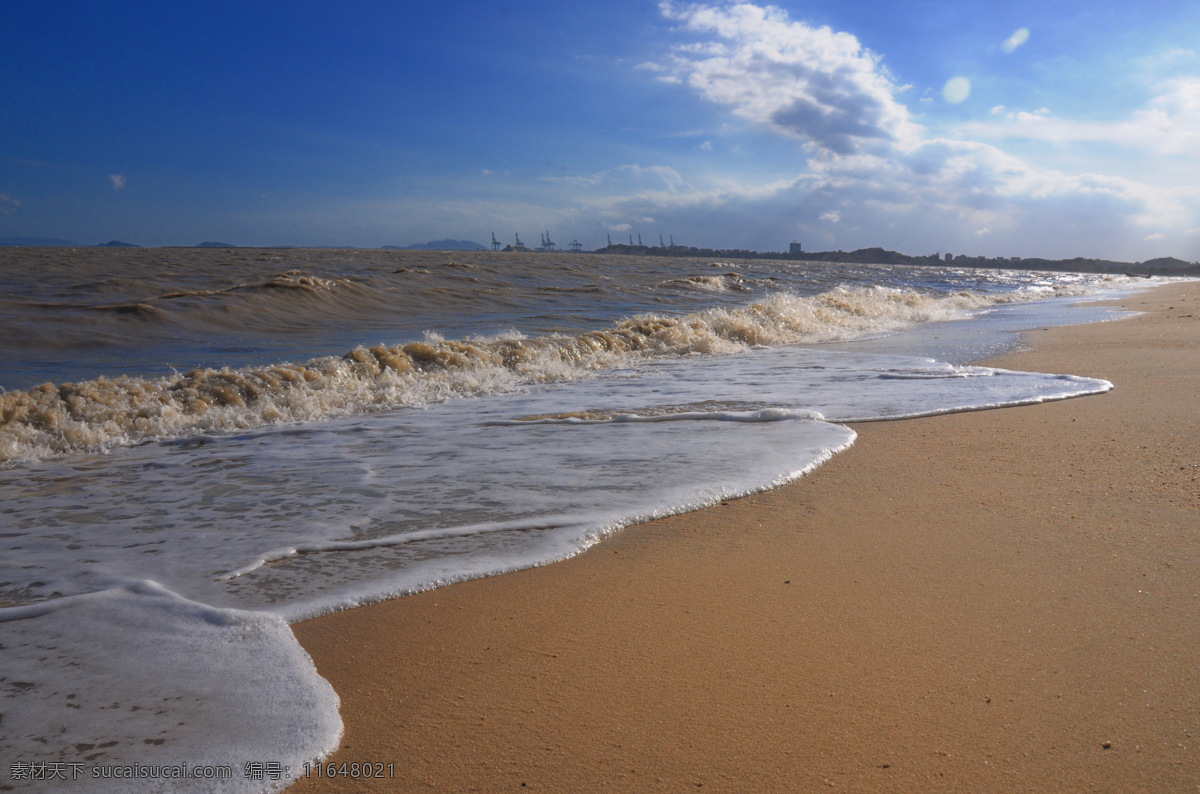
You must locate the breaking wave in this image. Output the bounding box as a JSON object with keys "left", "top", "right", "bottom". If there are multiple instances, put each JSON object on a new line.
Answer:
{"left": 0, "top": 286, "right": 1009, "bottom": 462}
{"left": 659, "top": 273, "right": 751, "bottom": 292}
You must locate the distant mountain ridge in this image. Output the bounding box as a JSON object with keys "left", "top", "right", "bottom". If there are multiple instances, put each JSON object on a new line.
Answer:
{"left": 1, "top": 238, "right": 1195, "bottom": 276}
{"left": 1140, "top": 257, "right": 1193, "bottom": 271}
{"left": 593, "top": 244, "right": 1200, "bottom": 276}
{"left": 383, "top": 239, "right": 487, "bottom": 251}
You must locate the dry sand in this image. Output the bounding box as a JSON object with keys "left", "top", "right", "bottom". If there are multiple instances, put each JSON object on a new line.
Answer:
{"left": 291, "top": 282, "right": 1199, "bottom": 792}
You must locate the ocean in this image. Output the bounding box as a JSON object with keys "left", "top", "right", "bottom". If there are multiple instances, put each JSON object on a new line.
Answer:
{"left": 0, "top": 247, "right": 1146, "bottom": 790}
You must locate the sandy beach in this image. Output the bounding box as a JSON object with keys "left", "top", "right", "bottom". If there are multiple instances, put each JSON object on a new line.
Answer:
{"left": 290, "top": 281, "right": 1199, "bottom": 792}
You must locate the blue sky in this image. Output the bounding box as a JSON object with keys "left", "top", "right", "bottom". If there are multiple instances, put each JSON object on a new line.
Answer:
{"left": 2, "top": 0, "right": 1198, "bottom": 260}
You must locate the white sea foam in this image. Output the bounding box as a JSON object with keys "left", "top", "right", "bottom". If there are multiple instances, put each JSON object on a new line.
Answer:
{"left": 0, "top": 582, "right": 340, "bottom": 792}
{"left": 0, "top": 284, "right": 1084, "bottom": 463}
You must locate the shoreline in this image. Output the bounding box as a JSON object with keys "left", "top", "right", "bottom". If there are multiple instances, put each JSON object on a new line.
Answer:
{"left": 290, "top": 282, "right": 1199, "bottom": 791}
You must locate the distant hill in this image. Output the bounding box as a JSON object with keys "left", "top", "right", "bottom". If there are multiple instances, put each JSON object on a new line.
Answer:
{"left": 590, "top": 244, "right": 1200, "bottom": 276}
{"left": 195, "top": 241, "right": 237, "bottom": 248}
{"left": 95, "top": 240, "right": 140, "bottom": 248}
{"left": 0, "top": 236, "right": 80, "bottom": 246}
{"left": 383, "top": 239, "right": 487, "bottom": 251}
{"left": 1139, "top": 257, "right": 1195, "bottom": 271}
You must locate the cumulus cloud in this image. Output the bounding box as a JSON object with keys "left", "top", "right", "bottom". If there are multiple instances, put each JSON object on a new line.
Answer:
{"left": 964, "top": 79, "right": 1200, "bottom": 156}
{"left": 655, "top": 1, "right": 920, "bottom": 155}
{"left": 1144, "top": 232, "right": 1165, "bottom": 241}
{"left": 621, "top": 3, "right": 1200, "bottom": 257}
{"left": 108, "top": 174, "right": 126, "bottom": 190}
{"left": 462, "top": 3, "right": 1187, "bottom": 258}
{"left": 0, "top": 193, "right": 20, "bottom": 215}
{"left": 566, "top": 152, "right": 1151, "bottom": 257}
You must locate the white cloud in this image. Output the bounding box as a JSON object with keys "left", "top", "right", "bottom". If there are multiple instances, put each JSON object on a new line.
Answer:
{"left": 108, "top": 174, "right": 126, "bottom": 190}
{"left": 541, "top": 164, "right": 686, "bottom": 196}
{"left": 562, "top": 154, "right": 1126, "bottom": 255}
{"left": 0, "top": 193, "right": 20, "bottom": 215}
{"left": 1001, "top": 28, "right": 1030, "bottom": 54}
{"left": 699, "top": 140, "right": 714, "bottom": 151}
{"left": 1137, "top": 48, "right": 1199, "bottom": 74}
{"left": 964, "top": 79, "right": 1200, "bottom": 156}
{"left": 623, "top": 4, "right": 1196, "bottom": 257}
{"left": 569, "top": 123, "right": 1176, "bottom": 256}
{"left": 1144, "top": 232, "right": 1165, "bottom": 241}
{"left": 655, "top": 1, "right": 921, "bottom": 155}
{"left": 429, "top": 3, "right": 1193, "bottom": 259}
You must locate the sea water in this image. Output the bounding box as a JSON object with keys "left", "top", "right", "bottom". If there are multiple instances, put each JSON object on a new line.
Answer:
{"left": 0, "top": 248, "right": 1149, "bottom": 790}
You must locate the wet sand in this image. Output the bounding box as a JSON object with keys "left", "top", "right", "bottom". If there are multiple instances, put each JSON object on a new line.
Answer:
{"left": 290, "top": 281, "right": 1199, "bottom": 792}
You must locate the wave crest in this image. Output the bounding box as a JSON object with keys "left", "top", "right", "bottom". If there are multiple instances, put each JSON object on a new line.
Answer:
{"left": 0, "top": 286, "right": 1004, "bottom": 462}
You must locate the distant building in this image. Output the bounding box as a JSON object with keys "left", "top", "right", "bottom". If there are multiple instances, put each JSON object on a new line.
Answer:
{"left": 789, "top": 241, "right": 803, "bottom": 254}
{"left": 944, "top": 253, "right": 953, "bottom": 262}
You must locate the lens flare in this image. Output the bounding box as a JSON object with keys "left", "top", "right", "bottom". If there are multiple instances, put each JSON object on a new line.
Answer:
{"left": 943, "top": 77, "right": 971, "bottom": 104}
{"left": 1002, "top": 28, "right": 1030, "bottom": 54}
